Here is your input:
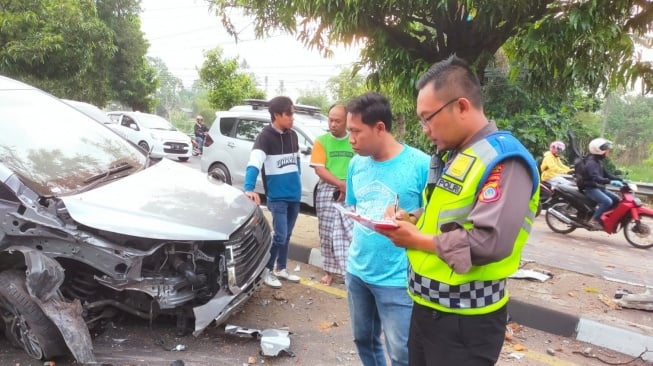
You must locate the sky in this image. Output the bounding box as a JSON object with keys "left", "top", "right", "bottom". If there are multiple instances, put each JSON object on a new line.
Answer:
{"left": 139, "top": 0, "right": 362, "bottom": 100}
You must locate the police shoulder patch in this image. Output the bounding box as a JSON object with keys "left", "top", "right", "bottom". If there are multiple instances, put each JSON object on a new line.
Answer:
{"left": 478, "top": 163, "right": 504, "bottom": 203}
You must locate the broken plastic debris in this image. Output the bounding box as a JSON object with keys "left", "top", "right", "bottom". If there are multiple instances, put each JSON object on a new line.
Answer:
{"left": 509, "top": 269, "right": 551, "bottom": 282}
{"left": 508, "top": 352, "right": 524, "bottom": 360}
{"left": 614, "top": 288, "right": 653, "bottom": 311}
{"left": 225, "top": 324, "right": 294, "bottom": 357}
{"left": 171, "top": 344, "right": 186, "bottom": 351}
{"left": 260, "top": 328, "right": 293, "bottom": 357}
{"left": 294, "top": 264, "right": 301, "bottom": 272}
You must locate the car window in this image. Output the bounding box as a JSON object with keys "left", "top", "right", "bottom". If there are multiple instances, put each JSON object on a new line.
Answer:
{"left": 137, "top": 113, "right": 176, "bottom": 130}
{"left": 220, "top": 117, "right": 237, "bottom": 136}
{"left": 235, "top": 119, "right": 267, "bottom": 141}
{"left": 121, "top": 115, "right": 135, "bottom": 128}
{"left": 0, "top": 90, "right": 146, "bottom": 196}
{"left": 295, "top": 129, "right": 313, "bottom": 148}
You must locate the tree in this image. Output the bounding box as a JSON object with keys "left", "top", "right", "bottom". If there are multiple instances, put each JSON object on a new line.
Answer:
{"left": 96, "top": 0, "right": 158, "bottom": 111}
{"left": 326, "top": 67, "right": 367, "bottom": 104}
{"left": 209, "top": 0, "right": 653, "bottom": 107}
{"left": 296, "top": 87, "right": 330, "bottom": 112}
{"left": 0, "top": 0, "right": 115, "bottom": 103}
{"left": 149, "top": 57, "right": 184, "bottom": 117}
{"left": 199, "top": 47, "right": 266, "bottom": 110}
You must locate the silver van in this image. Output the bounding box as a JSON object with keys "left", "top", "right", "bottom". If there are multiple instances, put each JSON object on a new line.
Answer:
{"left": 0, "top": 76, "right": 271, "bottom": 363}
{"left": 200, "top": 100, "right": 328, "bottom": 207}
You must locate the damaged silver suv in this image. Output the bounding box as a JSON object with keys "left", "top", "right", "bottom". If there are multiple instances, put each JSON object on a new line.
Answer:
{"left": 0, "top": 76, "right": 272, "bottom": 363}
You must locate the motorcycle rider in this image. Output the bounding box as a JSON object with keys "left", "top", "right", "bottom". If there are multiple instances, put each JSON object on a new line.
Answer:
{"left": 194, "top": 115, "right": 208, "bottom": 154}
{"left": 580, "top": 138, "right": 623, "bottom": 230}
{"left": 540, "top": 141, "right": 573, "bottom": 188}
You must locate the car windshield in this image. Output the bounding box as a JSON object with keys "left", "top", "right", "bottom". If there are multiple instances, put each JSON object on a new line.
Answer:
{"left": 138, "top": 113, "right": 176, "bottom": 130}
{"left": 300, "top": 124, "right": 330, "bottom": 141}
{"left": 0, "top": 87, "right": 146, "bottom": 197}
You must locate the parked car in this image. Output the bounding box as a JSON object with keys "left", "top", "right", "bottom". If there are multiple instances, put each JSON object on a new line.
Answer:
{"left": 200, "top": 100, "right": 329, "bottom": 207}
{"left": 107, "top": 111, "right": 193, "bottom": 161}
{"left": 0, "top": 76, "right": 272, "bottom": 363}
{"left": 62, "top": 99, "right": 113, "bottom": 125}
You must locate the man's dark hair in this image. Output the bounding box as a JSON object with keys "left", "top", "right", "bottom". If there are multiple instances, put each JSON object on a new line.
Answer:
{"left": 416, "top": 55, "right": 483, "bottom": 109}
{"left": 268, "top": 96, "right": 294, "bottom": 121}
{"left": 346, "top": 92, "right": 393, "bottom": 131}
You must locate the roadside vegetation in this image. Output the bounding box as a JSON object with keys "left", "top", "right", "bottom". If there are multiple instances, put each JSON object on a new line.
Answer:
{"left": 1, "top": 0, "right": 652, "bottom": 178}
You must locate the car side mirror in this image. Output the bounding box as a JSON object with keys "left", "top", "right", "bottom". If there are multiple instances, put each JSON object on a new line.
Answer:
{"left": 129, "top": 123, "right": 138, "bottom": 130}
{"left": 300, "top": 145, "right": 312, "bottom": 155}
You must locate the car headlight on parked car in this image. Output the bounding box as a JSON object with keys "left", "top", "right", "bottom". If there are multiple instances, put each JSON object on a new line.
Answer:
{"left": 150, "top": 132, "right": 164, "bottom": 141}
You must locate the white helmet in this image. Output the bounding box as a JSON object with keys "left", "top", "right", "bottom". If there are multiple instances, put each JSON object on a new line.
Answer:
{"left": 588, "top": 138, "right": 613, "bottom": 155}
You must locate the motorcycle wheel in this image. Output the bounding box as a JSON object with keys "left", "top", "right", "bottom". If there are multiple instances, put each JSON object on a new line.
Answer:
{"left": 624, "top": 214, "right": 653, "bottom": 249}
{"left": 545, "top": 202, "right": 577, "bottom": 234}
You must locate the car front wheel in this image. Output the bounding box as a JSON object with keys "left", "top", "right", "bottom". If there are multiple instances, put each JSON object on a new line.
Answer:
{"left": 0, "top": 270, "right": 67, "bottom": 360}
{"left": 209, "top": 163, "right": 232, "bottom": 185}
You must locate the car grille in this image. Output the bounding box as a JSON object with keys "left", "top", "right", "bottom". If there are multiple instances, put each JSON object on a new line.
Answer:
{"left": 163, "top": 142, "right": 189, "bottom": 153}
{"left": 226, "top": 208, "right": 271, "bottom": 288}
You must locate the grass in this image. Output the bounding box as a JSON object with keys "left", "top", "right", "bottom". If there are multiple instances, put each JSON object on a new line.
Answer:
{"left": 618, "top": 164, "right": 652, "bottom": 183}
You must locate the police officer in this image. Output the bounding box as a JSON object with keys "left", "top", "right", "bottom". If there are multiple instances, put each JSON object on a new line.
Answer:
{"left": 380, "top": 55, "right": 540, "bottom": 365}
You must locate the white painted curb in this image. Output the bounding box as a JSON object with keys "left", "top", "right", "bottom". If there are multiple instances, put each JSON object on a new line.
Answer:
{"left": 576, "top": 318, "right": 653, "bottom": 361}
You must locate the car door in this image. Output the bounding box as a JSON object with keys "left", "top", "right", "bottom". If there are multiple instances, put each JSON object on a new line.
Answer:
{"left": 229, "top": 118, "right": 268, "bottom": 192}
{"left": 294, "top": 127, "right": 321, "bottom": 206}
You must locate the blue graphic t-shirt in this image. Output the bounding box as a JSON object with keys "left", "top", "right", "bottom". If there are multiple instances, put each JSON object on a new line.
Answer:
{"left": 345, "top": 144, "right": 430, "bottom": 286}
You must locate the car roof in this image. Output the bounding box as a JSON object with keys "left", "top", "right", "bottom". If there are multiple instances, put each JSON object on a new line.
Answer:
{"left": 216, "top": 109, "right": 326, "bottom": 126}
{"left": 0, "top": 75, "right": 34, "bottom": 90}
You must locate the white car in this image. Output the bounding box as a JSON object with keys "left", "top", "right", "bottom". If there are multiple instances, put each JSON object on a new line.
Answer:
{"left": 200, "top": 101, "right": 328, "bottom": 207}
{"left": 107, "top": 111, "right": 193, "bottom": 161}
{"left": 62, "top": 99, "right": 113, "bottom": 125}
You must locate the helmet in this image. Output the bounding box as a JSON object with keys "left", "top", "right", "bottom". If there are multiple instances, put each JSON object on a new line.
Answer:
{"left": 588, "top": 138, "right": 613, "bottom": 155}
{"left": 549, "top": 141, "right": 566, "bottom": 155}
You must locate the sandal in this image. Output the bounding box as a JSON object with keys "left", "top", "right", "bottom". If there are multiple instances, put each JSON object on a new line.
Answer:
{"left": 319, "top": 274, "right": 333, "bottom": 286}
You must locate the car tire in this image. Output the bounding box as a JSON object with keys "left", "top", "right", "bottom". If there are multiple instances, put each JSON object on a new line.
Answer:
{"left": 0, "top": 270, "right": 67, "bottom": 360}
{"left": 178, "top": 157, "right": 189, "bottom": 162}
{"left": 209, "top": 163, "right": 232, "bottom": 185}
{"left": 138, "top": 141, "right": 149, "bottom": 152}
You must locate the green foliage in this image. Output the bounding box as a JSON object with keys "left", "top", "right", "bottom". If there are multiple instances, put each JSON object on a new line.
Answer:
{"left": 150, "top": 56, "right": 184, "bottom": 117}
{"left": 0, "top": 0, "right": 115, "bottom": 103}
{"left": 326, "top": 67, "right": 368, "bottom": 105}
{"left": 210, "top": 0, "right": 653, "bottom": 105}
{"left": 603, "top": 94, "right": 653, "bottom": 166}
{"left": 199, "top": 47, "right": 266, "bottom": 110}
{"left": 296, "top": 87, "right": 330, "bottom": 112}
{"left": 97, "top": 0, "right": 157, "bottom": 111}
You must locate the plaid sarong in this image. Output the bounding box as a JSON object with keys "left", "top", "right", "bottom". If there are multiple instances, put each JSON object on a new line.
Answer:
{"left": 315, "top": 181, "right": 354, "bottom": 275}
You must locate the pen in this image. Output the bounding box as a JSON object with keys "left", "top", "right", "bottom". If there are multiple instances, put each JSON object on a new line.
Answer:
{"left": 394, "top": 194, "right": 399, "bottom": 215}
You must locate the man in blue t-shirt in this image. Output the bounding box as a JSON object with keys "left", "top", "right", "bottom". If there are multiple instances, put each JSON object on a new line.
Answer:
{"left": 345, "top": 92, "right": 430, "bottom": 366}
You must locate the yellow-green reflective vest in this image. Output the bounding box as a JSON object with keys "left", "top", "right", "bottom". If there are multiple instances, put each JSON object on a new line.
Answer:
{"left": 408, "top": 132, "right": 540, "bottom": 315}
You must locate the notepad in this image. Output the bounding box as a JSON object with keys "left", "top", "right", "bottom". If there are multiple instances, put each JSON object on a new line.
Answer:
{"left": 334, "top": 204, "right": 399, "bottom": 230}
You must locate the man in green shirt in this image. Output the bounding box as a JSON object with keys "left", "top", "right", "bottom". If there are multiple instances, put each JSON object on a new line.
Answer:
{"left": 310, "top": 104, "right": 355, "bottom": 286}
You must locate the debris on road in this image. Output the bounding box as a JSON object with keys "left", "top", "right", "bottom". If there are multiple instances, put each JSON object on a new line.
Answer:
{"left": 510, "top": 269, "right": 551, "bottom": 282}
{"left": 224, "top": 324, "right": 294, "bottom": 357}
{"left": 615, "top": 288, "right": 653, "bottom": 311}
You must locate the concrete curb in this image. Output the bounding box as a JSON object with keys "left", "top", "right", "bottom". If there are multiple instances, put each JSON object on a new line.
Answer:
{"left": 288, "top": 243, "right": 653, "bottom": 362}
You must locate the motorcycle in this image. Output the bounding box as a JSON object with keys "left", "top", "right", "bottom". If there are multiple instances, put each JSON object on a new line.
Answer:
{"left": 545, "top": 182, "right": 653, "bottom": 249}
{"left": 190, "top": 136, "right": 201, "bottom": 156}
{"left": 535, "top": 179, "right": 575, "bottom": 217}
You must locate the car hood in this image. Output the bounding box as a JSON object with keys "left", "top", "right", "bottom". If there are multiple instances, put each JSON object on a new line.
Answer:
{"left": 62, "top": 159, "right": 255, "bottom": 240}
{"left": 150, "top": 129, "right": 190, "bottom": 142}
